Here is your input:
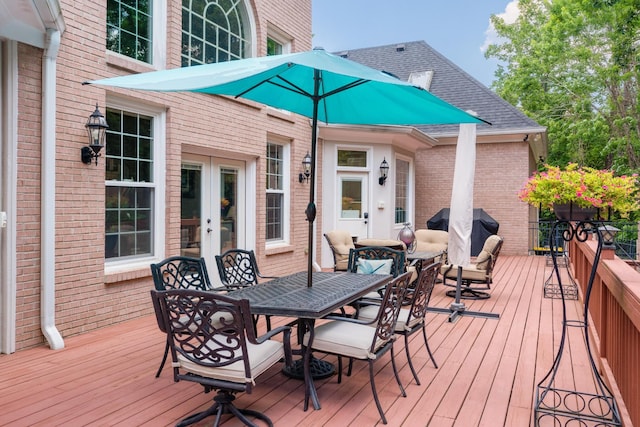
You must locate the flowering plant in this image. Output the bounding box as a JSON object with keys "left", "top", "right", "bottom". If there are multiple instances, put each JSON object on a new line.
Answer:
{"left": 518, "top": 164, "right": 639, "bottom": 217}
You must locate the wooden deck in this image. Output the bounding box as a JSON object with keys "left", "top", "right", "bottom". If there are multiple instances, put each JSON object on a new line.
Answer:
{"left": 0, "top": 255, "right": 628, "bottom": 426}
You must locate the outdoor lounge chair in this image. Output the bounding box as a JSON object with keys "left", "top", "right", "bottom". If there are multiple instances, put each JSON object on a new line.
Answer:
{"left": 414, "top": 229, "right": 448, "bottom": 261}
{"left": 150, "top": 256, "right": 216, "bottom": 377}
{"left": 357, "top": 261, "right": 441, "bottom": 385}
{"left": 151, "top": 288, "right": 292, "bottom": 427}
{"left": 324, "top": 230, "right": 355, "bottom": 271}
{"left": 440, "top": 234, "right": 504, "bottom": 299}
{"left": 302, "top": 272, "right": 412, "bottom": 424}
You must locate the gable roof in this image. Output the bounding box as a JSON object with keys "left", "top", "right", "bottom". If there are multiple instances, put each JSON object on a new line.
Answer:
{"left": 335, "top": 40, "right": 544, "bottom": 138}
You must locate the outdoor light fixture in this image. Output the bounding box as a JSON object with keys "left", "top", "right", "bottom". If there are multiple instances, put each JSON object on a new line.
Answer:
{"left": 298, "top": 152, "right": 312, "bottom": 183}
{"left": 598, "top": 224, "right": 620, "bottom": 247}
{"left": 82, "top": 104, "right": 109, "bottom": 165}
{"left": 378, "top": 157, "right": 389, "bottom": 185}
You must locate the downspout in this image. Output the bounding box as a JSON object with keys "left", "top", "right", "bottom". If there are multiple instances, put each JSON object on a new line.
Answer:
{"left": 41, "top": 28, "right": 64, "bottom": 349}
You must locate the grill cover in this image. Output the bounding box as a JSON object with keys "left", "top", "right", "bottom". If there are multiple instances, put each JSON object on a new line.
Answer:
{"left": 427, "top": 208, "right": 499, "bottom": 256}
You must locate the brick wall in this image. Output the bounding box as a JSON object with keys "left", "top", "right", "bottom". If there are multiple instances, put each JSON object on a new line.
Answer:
{"left": 416, "top": 140, "right": 531, "bottom": 255}
{"left": 13, "top": 0, "right": 313, "bottom": 350}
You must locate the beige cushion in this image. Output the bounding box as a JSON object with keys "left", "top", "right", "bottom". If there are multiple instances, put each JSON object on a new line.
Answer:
{"left": 177, "top": 337, "right": 284, "bottom": 384}
{"left": 325, "top": 230, "right": 355, "bottom": 270}
{"left": 475, "top": 250, "right": 492, "bottom": 270}
{"left": 475, "top": 235, "right": 502, "bottom": 270}
{"left": 303, "top": 320, "right": 388, "bottom": 359}
{"left": 441, "top": 264, "right": 488, "bottom": 281}
{"left": 356, "top": 238, "right": 407, "bottom": 250}
{"left": 414, "top": 229, "right": 448, "bottom": 253}
{"left": 358, "top": 306, "right": 422, "bottom": 331}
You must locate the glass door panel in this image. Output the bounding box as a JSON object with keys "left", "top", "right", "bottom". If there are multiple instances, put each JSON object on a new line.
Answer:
{"left": 180, "top": 164, "right": 202, "bottom": 258}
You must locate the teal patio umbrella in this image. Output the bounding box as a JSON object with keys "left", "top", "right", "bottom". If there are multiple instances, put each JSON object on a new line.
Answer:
{"left": 86, "top": 48, "right": 486, "bottom": 287}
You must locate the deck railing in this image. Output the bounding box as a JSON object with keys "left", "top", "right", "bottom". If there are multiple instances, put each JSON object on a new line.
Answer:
{"left": 568, "top": 238, "right": 640, "bottom": 427}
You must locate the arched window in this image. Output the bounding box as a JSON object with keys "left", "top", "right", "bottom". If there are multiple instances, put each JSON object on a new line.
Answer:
{"left": 182, "top": 0, "right": 251, "bottom": 66}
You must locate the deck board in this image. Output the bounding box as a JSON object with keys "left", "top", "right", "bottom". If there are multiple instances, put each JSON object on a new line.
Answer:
{"left": 0, "top": 255, "right": 630, "bottom": 426}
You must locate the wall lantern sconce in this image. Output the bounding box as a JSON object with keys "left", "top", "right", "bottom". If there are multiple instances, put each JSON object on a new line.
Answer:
{"left": 378, "top": 157, "right": 389, "bottom": 185}
{"left": 298, "top": 152, "right": 312, "bottom": 183}
{"left": 81, "top": 104, "right": 109, "bottom": 165}
{"left": 598, "top": 224, "right": 619, "bottom": 247}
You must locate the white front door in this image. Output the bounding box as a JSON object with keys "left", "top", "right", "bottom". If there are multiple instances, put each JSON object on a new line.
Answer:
{"left": 335, "top": 173, "right": 369, "bottom": 241}
{"left": 181, "top": 155, "right": 246, "bottom": 282}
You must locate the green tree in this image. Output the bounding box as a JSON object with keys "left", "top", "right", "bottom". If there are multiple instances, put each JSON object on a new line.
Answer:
{"left": 486, "top": 0, "right": 640, "bottom": 174}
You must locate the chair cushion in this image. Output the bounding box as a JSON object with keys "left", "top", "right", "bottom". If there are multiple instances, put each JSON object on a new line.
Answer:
{"left": 414, "top": 229, "right": 448, "bottom": 253}
{"left": 303, "top": 321, "right": 387, "bottom": 359}
{"left": 475, "top": 235, "right": 502, "bottom": 270}
{"left": 357, "top": 306, "right": 422, "bottom": 331}
{"left": 441, "top": 264, "right": 488, "bottom": 281}
{"left": 325, "top": 230, "right": 355, "bottom": 267}
{"left": 475, "top": 250, "right": 492, "bottom": 270}
{"left": 356, "top": 258, "right": 393, "bottom": 275}
{"left": 356, "top": 238, "right": 407, "bottom": 250}
{"left": 177, "top": 338, "right": 284, "bottom": 384}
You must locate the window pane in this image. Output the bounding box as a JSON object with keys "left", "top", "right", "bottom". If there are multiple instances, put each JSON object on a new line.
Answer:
{"left": 266, "top": 193, "right": 283, "bottom": 241}
{"left": 105, "top": 108, "right": 155, "bottom": 260}
{"left": 267, "top": 38, "right": 282, "bottom": 56}
{"left": 266, "top": 142, "right": 285, "bottom": 242}
{"left": 337, "top": 150, "right": 367, "bottom": 167}
{"left": 341, "top": 180, "right": 362, "bottom": 218}
{"left": 106, "top": 0, "right": 153, "bottom": 63}
{"left": 182, "top": 0, "right": 249, "bottom": 66}
{"left": 395, "top": 159, "right": 410, "bottom": 224}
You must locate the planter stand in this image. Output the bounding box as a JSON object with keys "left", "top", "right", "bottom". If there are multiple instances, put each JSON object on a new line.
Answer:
{"left": 543, "top": 249, "right": 578, "bottom": 300}
{"left": 534, "top": 219, "right": 621, "bottom": 426}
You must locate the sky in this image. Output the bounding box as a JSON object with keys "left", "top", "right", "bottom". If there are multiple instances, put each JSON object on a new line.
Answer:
{"left": 312, "top": 0, "right": 520, "bottom": 87}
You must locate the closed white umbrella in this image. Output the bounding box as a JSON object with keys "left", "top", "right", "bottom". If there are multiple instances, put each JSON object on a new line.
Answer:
{"left": 448, "top": 123, "right": 476, "bottom": 267}
{"left": 440, "top": 123, "right": 499, "bottom": 322}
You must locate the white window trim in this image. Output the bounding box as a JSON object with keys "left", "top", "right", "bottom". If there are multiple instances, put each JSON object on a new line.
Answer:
{"left": 266, "top": 24, "right": 292, "bottom": 54}
{"left": 104, "top": 96, "right": 166, "bottom": 274}
{"left": 106, "top": 0, "right": 166, "bottom": 69}
{"left": 266, "top": 140, "right": 290, "bottom": 247}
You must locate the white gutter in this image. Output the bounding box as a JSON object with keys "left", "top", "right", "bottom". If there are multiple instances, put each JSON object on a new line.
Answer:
{"left": 41, "top": 28, "right": 63, "bottom": 349}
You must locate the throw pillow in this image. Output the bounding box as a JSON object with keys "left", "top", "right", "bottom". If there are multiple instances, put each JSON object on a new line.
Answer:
{"left": 356, "top": 258, "right": 393, "bottom": 275}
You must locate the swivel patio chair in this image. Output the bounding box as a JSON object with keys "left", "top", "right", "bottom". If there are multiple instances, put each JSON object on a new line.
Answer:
{"left": 150, "top": 255, "right": 216, "bottom": 377}
{"left": 215, "top": 248, "right": 277, "bottom": 330}
{"left": 302, "top": 271, "right": 412, "bottom": 424}
{"left": 357, "top": 261, "right": 441, "bottom": 385}
{"left": 414, "top": 229, "right": 448, "bottom": 262}
{"left": 441, "top": 234, "right": 504, "bottom": 299}
{"left": 323, "top": 230, "right": 355, "bottom": 271}
{"left": 151, "top": 289, "right": 292, "bottom": 427}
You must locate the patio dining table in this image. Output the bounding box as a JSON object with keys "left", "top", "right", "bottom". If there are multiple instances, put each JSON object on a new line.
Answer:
{"left": 225, "top": 270, "right": 392, "bottom": 411}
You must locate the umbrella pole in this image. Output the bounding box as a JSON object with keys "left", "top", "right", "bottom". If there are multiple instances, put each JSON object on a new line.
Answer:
{"left": 305, "top": 69, "right": 321, "bottom": 288}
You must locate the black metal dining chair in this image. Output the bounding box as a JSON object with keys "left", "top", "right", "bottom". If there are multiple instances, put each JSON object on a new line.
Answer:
{"left": 357, "top": 261, "right": 441, "bottom": 385}
{"left": 302, "top": 271, "right": 412, "bottom": 424}
{"left": 215, "top": 248, "right": 277, "bottom": 330}
{"left": 150, "top": 256, "right": 216, "bottom": 377}
{"left": 151, "top": 288, "right": 292, "bottom": 427}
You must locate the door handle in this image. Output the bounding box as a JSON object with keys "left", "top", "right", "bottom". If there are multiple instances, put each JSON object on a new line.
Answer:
{"left": 206, "top": 218, "right": 212, "bottom": 233}
{"left": 363, "top": 212, "right": 368, "bottom": 224}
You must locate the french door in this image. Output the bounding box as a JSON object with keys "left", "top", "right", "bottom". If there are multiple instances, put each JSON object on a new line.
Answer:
{"left": 181, "top": 155, "right": 246, "bottom": 276}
